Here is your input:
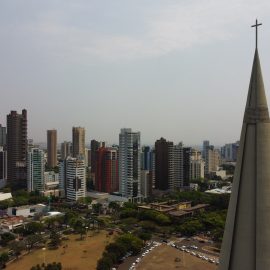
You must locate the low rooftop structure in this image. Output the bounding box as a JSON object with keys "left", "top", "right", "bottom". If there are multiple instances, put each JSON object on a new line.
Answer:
{"left": 87, "top": 191, "right": 109, "bottom": 200}
{"left": 205, "top": 186, "right": 232, "bottom": 194}
{"left": 138, "top": 201, "right": 192, "bottom": 213}
{"left": 0, "top": 192, "right": 12, "bottom": 201}
{"left": 0, "top": 216, "right": 25, "bottom": 232}
{"left": 7, "top": 204, "right": 47, "bottom": 217}
{"left": 138, "top": 200, "right": 209, "bottom": 219}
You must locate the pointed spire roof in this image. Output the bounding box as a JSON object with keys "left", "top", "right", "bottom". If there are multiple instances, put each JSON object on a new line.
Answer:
{"left": 219, "top": 34, "right": 270, "bottom": 269}
{"left": 244, "top": 49, "right": 269, "bottom": 123}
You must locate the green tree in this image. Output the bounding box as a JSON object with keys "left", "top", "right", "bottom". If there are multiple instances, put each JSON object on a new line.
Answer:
{"left": 137, "top": 231, "right": 152, "bottom": 242}
{"left": 71, "top": 218, "right": 86, "bottom": 240}
{"left": 96, "top": 255, "right": 113, "bottom": 270}
{"left": 0, "top": 252, "right": 9, "bottom": 269}
{"left": 24, "top": 222, "right": 44, "bottom": 235}
{"left": 9, "top": 240, "right": 26, "bottom": 259}
{"left": 92, "top": 203, "right": 102, "bottom": 215}
{"left": 48, "top": 231, "right": 61, "bottom": 249}
{"left": 0, "top": 232, "right": 15, "bottom": 246}
{"left": 78, "top": 197, "right": 92, "bottom": 205}
{"left": 25, "top": 234, "right": 44, "bottom": 251}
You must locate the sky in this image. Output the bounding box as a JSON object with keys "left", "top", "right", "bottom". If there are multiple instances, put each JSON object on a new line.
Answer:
{"left": 0, "top": 0, "right": 270, "bottom": 146}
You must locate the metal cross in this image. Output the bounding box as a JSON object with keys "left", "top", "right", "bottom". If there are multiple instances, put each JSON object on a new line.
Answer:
{"left": 251, "top": 19, "right": 262, "bottom": 49}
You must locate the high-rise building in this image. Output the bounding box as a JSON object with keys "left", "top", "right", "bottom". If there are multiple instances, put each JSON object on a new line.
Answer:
{"left": 27, "top": 148, "right": 45, "bottom": 192}
{"left": 90, "top": 139, "right": 100, "bottom": 173}
{"left": 95, "top": 147, "right": 119, "bottom": 193}
{"left": 150, "top": 149, "right": 156, "bottom": 189}
{"left": 119, "top": 128, "right": 141, "bottom": 202}
{"left": 202, "top": 140, "right": 210, "bottom": 159}
{"left": 6, "top": 109, "right": 27, "bottom": 189}
{"left": 205, "top": 147, "right": 221, "bottom": 175}
{"left": 141, "top": 146, "right": 151, "bottom": 170}
{"left": 190, "top": 149, "right": 204, "bottom": 180}
{"left": 60, "top": 141, "right": 72, "bottom": 160}
{"left": 0, "top": 147, "right": 7, "bottom": 185}
{"left": 221, "top": 142, "right": 239, "bottom": 162}
{"left": 219, "top": 25, "right": 270, "bottom": 270}
{"left": 72, "top": 127, "right": 85, "bottom": 158}
{"left": 155, "top": 138, "right": 173, "bottom": 190}
{"left": 140, "top": 170, "right": 152, "bottom": 198}
{"left": 183, "top": 147, "right": 192, "bottom": 187}
{"left": 0, "top": 125, "right": 6, "bottom": 147}
{"left": 172, "top": 143, "right": 184, "bottom": 189}
{"left": 84, "top": 148, "right": 90, "bottom": 167}
{"left": 47, "top": 130, "right": 57, "bottom": 168}
{"left": 59, "top": 157, "right": 86, "bottom": 201}
{"left": 87, "top": 149, "right": 91, "bottom": 167}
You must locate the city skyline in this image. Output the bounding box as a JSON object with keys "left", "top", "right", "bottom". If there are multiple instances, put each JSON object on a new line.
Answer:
{"left": 1, "top": 1, "right": 270, "bottom": 145}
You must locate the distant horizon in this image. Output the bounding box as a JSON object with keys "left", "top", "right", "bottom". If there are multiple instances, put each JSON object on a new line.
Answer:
{"left": 32, "top": 140, "right": 237, "bottom": 149}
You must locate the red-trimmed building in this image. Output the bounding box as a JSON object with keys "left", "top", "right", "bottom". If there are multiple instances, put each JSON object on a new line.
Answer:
{"left": 95, "top": 147, "right": 119, "bottom": 193}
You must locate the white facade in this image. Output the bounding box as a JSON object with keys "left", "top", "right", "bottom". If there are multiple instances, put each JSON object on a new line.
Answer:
{"left": 141, "top": 170, "right": 150, "bottom": 198}
{"left": 7, "top": 204, "right": 47, "bottom": 217}
{"left": 119, "top": 128, "right": 141, "bottom": 202}
{"left": 190, "top": 149, "right": 205, "bottom": 180}
{"left": 27, "top": 148, "right": 45, "bottom": 192}
{"left": 60, "top": 157, "right": 86, "bottom": 201}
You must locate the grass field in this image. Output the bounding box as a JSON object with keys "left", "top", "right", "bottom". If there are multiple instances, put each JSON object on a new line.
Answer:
{"left": 6, "top": 231, "right": 115, "bottom": 270}
{"left": 136, "top": 244, "right": 218, "bottom": 270}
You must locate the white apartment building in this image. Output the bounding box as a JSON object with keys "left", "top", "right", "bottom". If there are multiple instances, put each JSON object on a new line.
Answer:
{"left": 119, "top": 128, "right": 141, "bottom": 202}
{"left": 27, "top": 148, "right": 45, "bottom": 192}
{"left": 60, "top": 157, "right": 86, "bottom": 201}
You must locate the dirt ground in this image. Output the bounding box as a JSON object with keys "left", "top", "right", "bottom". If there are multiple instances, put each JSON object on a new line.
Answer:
{"left": 6, "top": 231, "right": 115, "bottom": 270}
{"left": 136, "top": 244, "right": 218, "bottom": 270}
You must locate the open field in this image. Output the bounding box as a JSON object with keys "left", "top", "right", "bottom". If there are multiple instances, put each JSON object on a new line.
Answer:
{"left": 136, "top": 244, "right": 218, "bottom": 270}
{"left": 6, "top": 231, "right": 115, "bottom": 270}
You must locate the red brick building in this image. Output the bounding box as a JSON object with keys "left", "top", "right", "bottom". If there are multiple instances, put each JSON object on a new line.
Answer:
{"left": 95, "top": 147, "right": 119, "bottom": 193}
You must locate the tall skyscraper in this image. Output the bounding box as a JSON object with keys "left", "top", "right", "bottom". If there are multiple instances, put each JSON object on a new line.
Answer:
{"left": 205, "top": 147, "right": 221, "bottom": 175}
{"left": 183, "top": 147, "right": 192, "bottom": 187}
{"left": 202, "top": 140, "right": 210, "bottom": 159}
{"left": 95, "top": 147, "right": 119, "bottom": 193}
{"left": 119, "top": 128, "right": 141, "bottom": 202}
{"left": 219, "top": 23, "right": 270, "bottom": 269}
{"left": 27, "top": 148, "right": 45, "bottom": 192}
{"left": 6, "top": 109, "right": 27, "bottom": 189}
{"left": 0, "top": 147, "right": 7, "bottom": 184}
{"left": 141, "top": 170, "right": 152, "bottom": 198}
{"left": 141, "top": 146, "right": 151, "bottom": 170}
{"left": 190, "top": 149, "right": 204, "bottom": 180}
{"left": 60, "top": 141, "right": 72, "bottom": 160}
{"left": 172, "top": 143, "right": 184, "bottom": 189}
{"left": 90, "top": 139, "right": 100, "bottom": 173}
{"left": 47, "top": 130, "right": 57, "bottom": 168}
{"left": 72, "top": 127, "right": 85, "bottom": 158}
{"left": 0, "top": 125, "right": 6, "bottom": 147}
{"left": 60, "top": 157, "right": 86, "bottom": 201}
{"left": 155, "top": 138, "right": 173, "bottom": 190}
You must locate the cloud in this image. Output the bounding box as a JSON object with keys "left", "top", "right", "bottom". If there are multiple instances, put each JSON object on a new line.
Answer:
{"left": 1, "top": 0, "right": 270, "bottom": 62}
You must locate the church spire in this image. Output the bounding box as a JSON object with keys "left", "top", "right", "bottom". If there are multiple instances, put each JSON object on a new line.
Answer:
{"left": 219, "top": 21, "right": 270, "bottom": 270}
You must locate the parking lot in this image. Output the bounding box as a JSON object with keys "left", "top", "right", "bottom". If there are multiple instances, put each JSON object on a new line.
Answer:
{"left": 118, "top": 240, "right": 218, "bottom": 270}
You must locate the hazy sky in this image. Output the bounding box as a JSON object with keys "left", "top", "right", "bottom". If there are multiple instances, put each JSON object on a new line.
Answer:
{"left": 0, "top": 0, "right": 270, "bottom": 146}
